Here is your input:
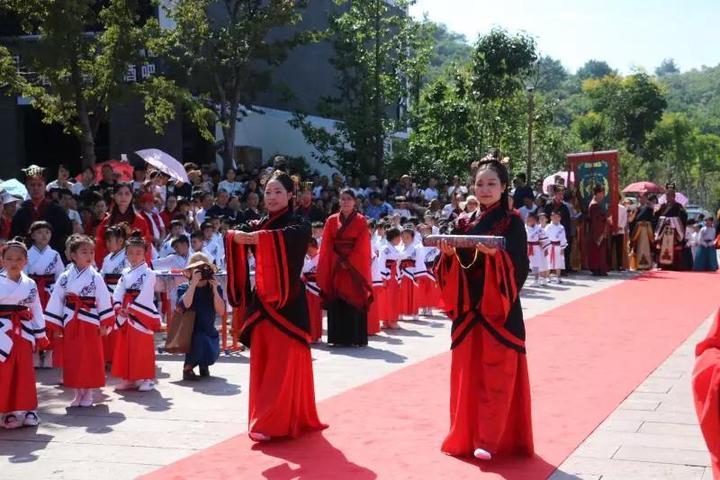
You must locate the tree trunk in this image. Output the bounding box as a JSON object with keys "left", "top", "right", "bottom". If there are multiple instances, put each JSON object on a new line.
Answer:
{"left": 79, "top": 126, "right": 96, "bottom": 168}
{"left": 71, "top": 60, "right": 96, "bottom": 168}
{"left": 221, "top": 100, "right": 239, "bottom": 173}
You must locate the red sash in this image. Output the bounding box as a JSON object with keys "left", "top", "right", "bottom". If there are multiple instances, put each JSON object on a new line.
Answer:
{"left": 29, "top": 274, "right": 55, "bottom": 307}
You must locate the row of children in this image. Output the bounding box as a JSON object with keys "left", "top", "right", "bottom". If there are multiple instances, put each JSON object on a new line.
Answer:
{"left": 525, "top": 210, "right": 568, "bottom": 285}
{"left": 300, "top": 219, "right": 443, "bottom": 342}
{"left": 1, "top": 225, "right": 162, "bottom": 429}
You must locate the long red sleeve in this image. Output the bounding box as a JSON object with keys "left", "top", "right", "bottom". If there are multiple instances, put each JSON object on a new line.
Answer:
{"left": 693, "top": 310, "right": 720, "bottom": 479}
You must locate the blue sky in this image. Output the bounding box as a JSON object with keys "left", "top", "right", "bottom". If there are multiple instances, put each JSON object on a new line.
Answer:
{"left": 410, "top": 0, "right": 720, "bottom": 74}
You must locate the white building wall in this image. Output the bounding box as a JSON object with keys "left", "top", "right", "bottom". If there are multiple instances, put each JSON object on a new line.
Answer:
{"left": 215, "top": 106, "right": 340, "bottom": 176}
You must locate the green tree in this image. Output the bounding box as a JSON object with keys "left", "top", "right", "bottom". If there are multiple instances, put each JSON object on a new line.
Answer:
{"left": 424, "top": 21, "right": 472, "bottom": 83}
{"left": 576, "top": 59, "right": 615, "bottom": 80}
{"left": 582, "top": 72, "right": 667, "bottom": 155}
{"left": 147, "top": 0, "right": 309, "bottom": 172}
{"left": 0, "top": 0, "right": 155, "bottom": 167}
{"left": 655, "top": 58, "right": 680, "bottom": 77}
{"left": 533, "top": 55, "right": 568, "bottom": 93}
{"left": 291, "top": 0, "right": 432, "bottom": 176}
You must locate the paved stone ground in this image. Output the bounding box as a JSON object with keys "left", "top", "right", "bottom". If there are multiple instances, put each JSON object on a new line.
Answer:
{"left": 0, "top": 272, "right": 712, "bottom": 479}
{"left": 551, "top": 314, "right": 714, "bottom": 480}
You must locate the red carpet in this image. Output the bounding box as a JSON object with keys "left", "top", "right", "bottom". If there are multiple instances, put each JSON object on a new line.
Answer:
{"left": 143, "top": 271, "right": 720, "bottom": 480}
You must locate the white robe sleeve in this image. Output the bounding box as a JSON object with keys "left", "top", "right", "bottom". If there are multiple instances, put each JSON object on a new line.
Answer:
{"left": 94, "top": 272, "right": 114, "bottom": 325}
{"left": 112, "top": 271, "right": 127, "bottom": 307}
{"left": 52, "top": 251, "right": 65, "bottom": 282}
{"left": 127, "top": 269, "right": 161, "bottom": 330}
{"left": 29, "top": 280, "right": 47, "bottom": 341}
{"left": 560, "top": 227, "right": 568, "bottom": 248}
{"left": 44, "top": 274, "right": 66, "bottom": 330}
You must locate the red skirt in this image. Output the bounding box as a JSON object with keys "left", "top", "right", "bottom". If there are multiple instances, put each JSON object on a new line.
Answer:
{"left": 111, "top": 323, "right": 156, "bottom": 381}
{"left": 49, "top": 330, "right": 65, "bottom": 368}
{"left": 306, "top": 292, "right": 323, "bottom": 342}
{"left": 441, "top": 323, "right": 534, "bottom": 457}
{"left": 63, "top": 318, "right": 107, "bottom": 389}
{"left": 399, "top": 276, "right": 415, "bottom": 316}
{"left": 102, "top": 330, "right": 118, "bottom": 366}
{"left": 414, "top": 276, "right": 440, "bottom": 311}
{"left": 383, "top": 277, "right": 400, "bottom": 322}
{"left": 367, "top": 285, "right": 384, "bottom": 335}
{"left": 0, "top": 336, "right": 37, "bottom": 412}
{"left": 248, "top": 320, "right": 327, "bottom": 438}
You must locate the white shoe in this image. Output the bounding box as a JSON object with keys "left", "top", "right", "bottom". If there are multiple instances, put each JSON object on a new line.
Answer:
{"left": 23, "top": 411, "right": 40, "bottom": 427}
{"left": 115, "top": 380, "right": 138, "bottom": 391}
{"left": 1, "top": 413, "right": 22, "bottom": 429}
{"left": 70, "top": 390, "right": 83, "bottom": 407}
{"left": 137, "top": 380, "right": 155, "bottom": 392}
{"left": 249, "top": 431, "right": 271, "bottom": 442}
{"left": 473, "top": 448, "right": 492, "bottom": 460}
{"left": 531, "top": 280, "right": 541, "bottom": 287}
{"left": 80, "top": 389, "right": 94, "bottom": 408}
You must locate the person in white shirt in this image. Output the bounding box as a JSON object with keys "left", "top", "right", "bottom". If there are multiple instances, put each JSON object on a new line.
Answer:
{"left": 132, "top": 165, "right": 146, "bottom": 193}
{"left": 612, "top": 200, "right": 629, "bottom": 271}
{"left": 422, "top": 177, "right": 439, "bottom": 202}
{"left": 545, "top": 211, "right": 568, "bottom": 283}
{"left": 447, "top": 175, "right": 468, "bottom": 198}
{"left": 58, "top": 189, "right": 83, "bottom": 234}
{"left": 71, "top": 166, "right": 96, "bottom": 196}
{"left": 693, "top": 218, "right": 718, "bottom": 271}
{"left": 46, "top": 164, "right": 76, "bottom": 192}
{"left": 392, "top": 198, "right": 412, "bottom": 219}
{"left": 441, "top": 192, "right": 464, "bottom": 220}
{"left": 194, "top": 192, "right": 213, "bottom": 226}
{"left": 218, "top": 168, "right": 244, "bottom": 197}
{"left": 518, "top": 196, "right": 537, "bottom": 222}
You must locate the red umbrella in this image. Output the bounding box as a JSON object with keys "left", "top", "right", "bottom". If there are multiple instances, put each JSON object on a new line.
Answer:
{"left": 622, "top": 181, "right": 665, "bottom": 194}
{"left": 76, "top": 160, "right": 134, "bottom": 183}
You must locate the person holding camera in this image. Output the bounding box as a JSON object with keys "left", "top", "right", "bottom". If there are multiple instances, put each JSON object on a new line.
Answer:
{"left": 177, "top": 253, "right": 225, "bottom": 381}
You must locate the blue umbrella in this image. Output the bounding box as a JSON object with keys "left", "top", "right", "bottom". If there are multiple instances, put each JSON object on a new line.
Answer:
{"left": 0, "top": 179, "right": 28, "bottom": 200}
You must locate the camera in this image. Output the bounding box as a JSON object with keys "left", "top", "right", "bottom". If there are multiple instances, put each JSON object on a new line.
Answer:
{"left": 196, "top": 264, "right": 214, "bottom": 281}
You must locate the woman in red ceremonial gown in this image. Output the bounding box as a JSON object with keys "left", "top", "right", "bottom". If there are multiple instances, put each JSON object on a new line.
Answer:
{"left": 317, "top": 189, "right": 373, "bottom": 347}
{"left": 95, "top": 182, "right": 152, "bottom": 266}
{"left": 436, "top": 158, "right": 533, "bottom": 461}
{"left": 586, "top": 185, "right": 610, "bottom": 276}
{"left": 692, "top": 310, "right": 720, "bottom": 478}
{"left": 225, "top": 170, "right": 326, "bottom": 442}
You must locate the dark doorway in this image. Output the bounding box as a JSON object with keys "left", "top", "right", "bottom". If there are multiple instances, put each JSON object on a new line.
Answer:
{"left": 21, "top": 105, "right": 109, "bottom": 175}
{"left": 182, "top": 110, "right": 216, "bottom": 166}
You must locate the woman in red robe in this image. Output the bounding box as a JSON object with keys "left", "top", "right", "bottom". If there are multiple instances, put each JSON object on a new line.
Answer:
{"left": 436, "top": 159, "right": 533, "bottom": 461}
{"left": 317, "top": 189, "right": 373, "bottom": 347}
{"left": 225, "top": 170, "right": 326, "bottom": 442}
{"left": 94, "top": 182, "right": 152, "bottom": 267}
{"left": 586, "top": 185, "right": 610, "bottom": 276}
{"left": 693, "top": 310, "right": 720, "bottom": 479}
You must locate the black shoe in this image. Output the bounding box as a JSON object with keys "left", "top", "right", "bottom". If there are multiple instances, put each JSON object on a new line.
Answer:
{"left": 199, "top": 366, "right": 210, "bottom": 377}
{"left": 183, "top": 369, "right": 199, "bottom": 381}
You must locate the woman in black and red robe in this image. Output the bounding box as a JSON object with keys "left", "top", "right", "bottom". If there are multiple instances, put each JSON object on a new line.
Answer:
{"left": 692, "top": 309, "right": 720, "bottom": 479}
{"left": 225, "top": 170, "right": 326, "bottom": 442}
{"left": 317, "top": 189, "right": 373, "bottom": 347}
{"left": 586, "top": 185, "right": 610, "bottom": 276}
{"left": 436, "top": 159, "right": 533, "bottom": 461}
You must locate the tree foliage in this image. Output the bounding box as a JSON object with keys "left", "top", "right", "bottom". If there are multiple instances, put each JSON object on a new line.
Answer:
{"left": 291, "top": 0, "right": 432, "bottom": 177}
{"left": 147, "top": 0, "right": 309, "bottom": 172}
{"left": 0, "top": 0, "right": 155, "bottom": 166}
{"left": 576, "top": 59, "right": 615, "bottom": 80}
